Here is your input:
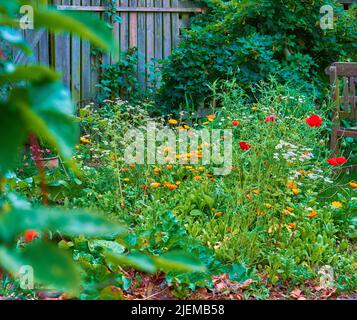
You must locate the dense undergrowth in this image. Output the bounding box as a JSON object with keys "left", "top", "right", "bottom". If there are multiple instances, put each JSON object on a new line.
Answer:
{"left": 7, "top": 80, "right": 355, "bottom": 299}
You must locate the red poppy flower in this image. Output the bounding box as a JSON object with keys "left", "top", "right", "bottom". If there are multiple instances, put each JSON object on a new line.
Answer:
{"left": 231, "top": 120, "right": 239, "bottom": 126}
{"left": 265, "top": 115, "right": 277, "bottom": 122}
{"left": 24, "top": 229, "right": 39, "bottom": 242}
{"left": 239, "top": 141, "right": 252, "bottom": 150}
{"left": 327, "top": 157, "right": 347, "bottom": 166}
{"left": 306, "top": 114, "right": 323, "bottom": 127}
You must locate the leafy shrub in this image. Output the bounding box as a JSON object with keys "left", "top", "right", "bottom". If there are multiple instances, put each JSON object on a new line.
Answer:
{"left": 158, "top": 0, "right": 357, "bottom": 110}
{"left": 96, "top": 48, "right": 142, "bottom": 103}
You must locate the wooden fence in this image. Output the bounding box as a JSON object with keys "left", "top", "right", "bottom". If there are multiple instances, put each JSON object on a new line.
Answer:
{"left": 15, "top": 0, "right": 202, "bottom": 102}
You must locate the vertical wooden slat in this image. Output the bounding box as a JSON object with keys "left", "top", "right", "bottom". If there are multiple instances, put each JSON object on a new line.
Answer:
{"left": 137, "top": 0, "right": 146, "bottom": 89}
{"left": 102, "top": 0, "right": 111, "bottom": 66}
{"left": 120, "top": 0, "right": 129, "bottom": 53}
{"left": 343, "top": 77, "right": 349, "bottom": 112}
{"left": 71, "top": 0, "right": 81, "bottom": 102}
{"left": 154, "top": 0, "right": 163, "bottom": 87}
{"left": 171, "top": 0, "right": 180, "bottom": 49}
{"left": 90, "top": 0, "right": 101, "bottom": 98}
{"left": 129, "top": 0, "right": 138, "bottom": 47}
{"left": 112, "top": 0, "right": 121, "bottom": 63}
{"left": 162, "top": 0, "right": 171, "bottom": 58}
{"left": 146, "top": 0, "right": 154, "bottom": 87}
{"left": 38, "top": 31, "right": 49, "bottom": 65}
{"left": 350, "top": 77, "right": 356, "bottom": 119}
{"left": 55, "top": 0, "right": 71, "bottom": 88}
{"left": 81, "top": 0, "right": 91, "bottom": 100}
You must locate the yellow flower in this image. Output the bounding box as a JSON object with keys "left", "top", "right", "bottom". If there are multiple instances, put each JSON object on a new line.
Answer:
{"left": 252, "top": 189, "right": 260, "bottom": 195}
{"left": 168, "top": 119, "right": 178, "bottom": 125}
{"left": 292, "top": 188, "right": 299, "bottom": 195}
{"left": 151, "top": 182, "right": 161, "bottom": 188}
{"left": 282, "top": 209, "right": 290, "bottom": 215}
{"left": 123, "top": 178, "right": 130, "bottom": 182}
{"left": 331, "top": 201, "right": 343, "bottom": 208}
{"left": 349, "top": 182, "right": 357, "bottom": 189}
{"left": 183, "top": 125, "right": 190, "bottom": 129}
{"left": 163, "top": 146, "right": 170, "bottom": 153}
{"left": 193, "top": 176, "right": 202, "bottom": 181}
{"left": 80, "top": 136, "right": 90, "bottom": 144}
{"left": 265, "top": 203, "right": 272, "bottom": 209}
{"left": 202, "top": 121, "right": 210, "bottom": 125}
{"left": 207, "top": 115, "right": 216, "bottom": 122}
{"left": 251, "top": 106, "right": 257, "bottom": 111}
{"left": 154, "top": 167, "right": 161, "bottom": 174}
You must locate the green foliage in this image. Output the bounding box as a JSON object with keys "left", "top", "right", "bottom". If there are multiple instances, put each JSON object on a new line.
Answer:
{"left": 158, "top": 0, "right": 357, "bottom": 110}
{"left": 96, "top": 48, "right": 141, "bottom": 103}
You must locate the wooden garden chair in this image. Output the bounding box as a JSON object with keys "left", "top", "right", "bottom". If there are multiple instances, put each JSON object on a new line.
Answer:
{"left": 326, "top": 62, "right": 357, "bottom": 169}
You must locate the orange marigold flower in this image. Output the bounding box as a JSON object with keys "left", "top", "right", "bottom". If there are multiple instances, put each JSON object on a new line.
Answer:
{"left": 215, "top": 212, "right": 223, "bottom": 217}
{"left": 168, "top": 119, "right": 178, "bottom": 125}
{"left": 207, "top": 115, "right": 216, "bottom": 122}
{"left": 166, "top": 164, "right": 173, "bottom": 170}
{"left": 309, "top": 210, "right": 317, "bottom": 218}
{"left": 349, "top": 182, "right": 357, "bottom": 189}
{"left": 287, "top": 180, "right": 297, "bottom": 190}
{"left": 193, "top": 176, "right": 202, "bottom": 180}
{"left": 288, "top": 223, "right": 295, "bottom": 229}
{"left": 292, "top": 188, "right": 299, "bottom": 195}
{"left": 166, "top": 184, "right": 178, "bottom": 190}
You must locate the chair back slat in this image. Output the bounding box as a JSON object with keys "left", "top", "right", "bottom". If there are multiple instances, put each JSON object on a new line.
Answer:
{"left": 351, "top": 77, "right": 356, "bottom": 120}
{"left": 326, "top": 62, "right": 357, "bottom": 121}
{"left": 343, "top": 77, "right": 349, "bottom": 112}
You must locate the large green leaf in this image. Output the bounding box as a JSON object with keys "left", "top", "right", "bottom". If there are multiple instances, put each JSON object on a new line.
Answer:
{"left": 0, "top": 242, "right": 81, "bottom": 295}
{"left": 153, "top": 251, "right": 206, "bottom": 273}
{"left": 106, "top": 251, "right": 206, "bottom": 274}
{"left": 25, "top": 81, "right": 78, "bottom": 159}
{"left": 0, "top": 65, "right": 60, "bottom": 84}
{"left": 0, "top": 1, "right": 20, "bottom": 15}
{"left": 0, "top": 208, "right": 126, "bottom": 242}
{"left": 88, "top": 240, "right": 125, "bottom": 255}
{"left": 34, "top": 7, "right": 116, "bottom": 52}
{"left": 0, "top": 104, "right": 28, "bottom": 174}
{"left": 105, "top": 252, "right": 157, "bottom": 273}
{"left": 0, "top": 26, "right": 31, "bottom": 54}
